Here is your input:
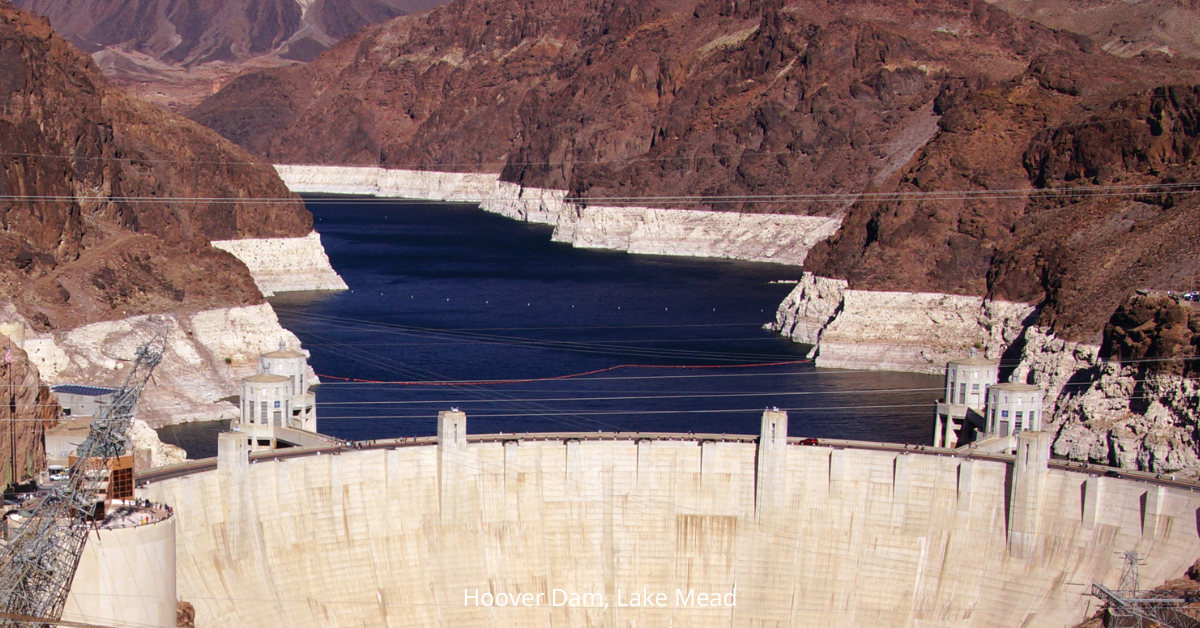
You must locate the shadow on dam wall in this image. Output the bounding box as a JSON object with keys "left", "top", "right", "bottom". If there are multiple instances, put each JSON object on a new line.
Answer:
{"left": 135, "top": 412, "right": 1200, "bottom": 628}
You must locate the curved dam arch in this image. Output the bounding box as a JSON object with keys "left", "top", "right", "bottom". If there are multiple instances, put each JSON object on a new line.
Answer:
{"left": 141, "top": 412, "right": 1200, "bottom": 628}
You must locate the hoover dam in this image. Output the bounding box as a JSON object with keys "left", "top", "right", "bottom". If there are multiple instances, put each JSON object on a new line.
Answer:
{"left": 70, "top": 409, "right": 1200, "bottom": 628}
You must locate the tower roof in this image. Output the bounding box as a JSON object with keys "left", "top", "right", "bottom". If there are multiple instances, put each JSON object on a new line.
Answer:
{"left": 949, "top": 357, "right": 998, "bottom": 367}
{"left": 243, "top": 373, "right": 290, "bottom": 383}
{"left": 262, "top": 349, "right": 305, "bottom": 358}
{"left": 990, "top": 382, "right": 1041, "bottom": 392}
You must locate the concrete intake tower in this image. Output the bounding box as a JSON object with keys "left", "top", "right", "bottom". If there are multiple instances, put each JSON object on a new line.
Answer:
{"left": 133, "top": 410, "right": 1200, "bottom": 628}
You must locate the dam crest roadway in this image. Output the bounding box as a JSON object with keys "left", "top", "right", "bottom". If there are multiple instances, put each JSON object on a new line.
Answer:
{"left": 99, "top": 410, "right": 1200, "bottom": 628}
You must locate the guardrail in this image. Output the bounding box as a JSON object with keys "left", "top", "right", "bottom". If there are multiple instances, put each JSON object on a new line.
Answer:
{"left": 135, "top": 431, "right": 1200, "bottom": 492}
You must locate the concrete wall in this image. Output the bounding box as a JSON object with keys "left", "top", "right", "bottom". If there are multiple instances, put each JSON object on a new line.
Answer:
{"left": 144, "top": 427, "right": 1200, "bottom": 628}
{"left": 63, "top": 516, "right": 177, "bottom": 628}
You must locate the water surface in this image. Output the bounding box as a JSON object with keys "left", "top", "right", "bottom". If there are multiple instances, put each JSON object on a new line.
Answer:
{"left": 161, "top": 198, "right": 940, "bottom": 458}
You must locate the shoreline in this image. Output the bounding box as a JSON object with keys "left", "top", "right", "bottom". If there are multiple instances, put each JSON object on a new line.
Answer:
{"left": 273, "top": 164, "right": 841, "bottom": 266}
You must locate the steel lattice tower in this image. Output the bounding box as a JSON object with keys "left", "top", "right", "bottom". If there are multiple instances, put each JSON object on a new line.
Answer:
{"left": 0, "top": 334, "right": 165, "bottom": 628}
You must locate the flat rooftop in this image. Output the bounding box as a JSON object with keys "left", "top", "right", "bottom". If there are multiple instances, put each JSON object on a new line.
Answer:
{"left": 50, "top": 384, "right": 117, "bottom": 397}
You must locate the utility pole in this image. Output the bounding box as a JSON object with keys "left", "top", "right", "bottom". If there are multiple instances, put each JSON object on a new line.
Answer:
{"left": 5, "top": 336, "right": 12, "bottom": 489}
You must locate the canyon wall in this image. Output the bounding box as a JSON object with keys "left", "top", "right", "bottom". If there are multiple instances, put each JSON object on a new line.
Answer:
{"left": 769, "top": 273, "right": 1036, "bottom": 373}
{"left": 144, "top": 426, "right": 1200, "bottom": 628}
{"left": 211, "top": 232, "right": 348, "bottom": 296}
{"left": 0, "top": 341, "right": 58, "bottom": 484}
{"left": 1007, "top": 295, "right": 1200, "bottom": 476}
{"left": 21, "top": 303, "right": 311, "bottom": 426}
{"left": 274, "top": 165, "right": 840, "bottom": 265}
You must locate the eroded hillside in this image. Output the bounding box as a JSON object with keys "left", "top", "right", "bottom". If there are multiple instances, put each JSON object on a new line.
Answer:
{"left": 0, "top": 3, "right": 312, "bottom": 330}
{"left": 10, "top": 0, "right": 449, "bottom": 111}
{"left": 190, "top": 0, "right": 1200, "bottom": 345}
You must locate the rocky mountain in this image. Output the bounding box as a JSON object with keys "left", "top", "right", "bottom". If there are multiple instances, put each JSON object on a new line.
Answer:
{"left": 990, "top": 0, "right": 1200, "bottom": 60}
{"left": 0, "top": 1, "right": 312, "bottom": 331}
{"left": 10, "top": 0, "right": 448, "bottom": 112}
{"left": 13, "top": 0, "right": 444, "bottom": 64}
{"left": 190, "top": 0, "right": 1091, "bottom": 196}
{"left": 806, "top": 53, "right": 1200, "bottom": 343}
{"left": 189, "top": 0, "right": 1200, "bottom": 346}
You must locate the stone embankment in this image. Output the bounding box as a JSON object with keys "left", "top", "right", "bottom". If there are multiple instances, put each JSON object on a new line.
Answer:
{"left": 211, "top": 232, "right": 348, "bottom": 296}
{"left": 274, "top": 165, "right": 842, "bottom": 265}
{"left": 768, "top": 273, "right": 1036, "bottom": 373}
{"left": 21, "top": 303, "right": 313, "bottom": 427}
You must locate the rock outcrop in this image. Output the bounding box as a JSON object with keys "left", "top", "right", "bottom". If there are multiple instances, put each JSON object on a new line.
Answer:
{"left": 1011, "top": 294, "right": 1200, "bottom": 475}
{"left": 0, "top": 339, "right": 58, "bottom": 484}
{"left": 806, "top": 56, "right": 1200, "bottom": 345}
{"left": 192, "top": 0, "right": 1086, "bottom": 215}
{"left": 0, "top": 3, "right": 341, "bottom": 432}
{"left": 211, "top": 232, "right": 348, "bottom": 296}
{"left": 769, "top": 273, "right": 1035, "bottom": 372}
{"left": 130, "top": 418, "right": 187, "bottom": 468}
{"left": 0, "top": 2, "right": 315, "bottom": 330}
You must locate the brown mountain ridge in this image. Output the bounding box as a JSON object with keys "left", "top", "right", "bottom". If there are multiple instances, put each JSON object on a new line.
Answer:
{"left": 189, "top": 0, "right": 1200, "bottom": 344}
{"left": 0, "top": 1, "right": 310, "bottom": 330}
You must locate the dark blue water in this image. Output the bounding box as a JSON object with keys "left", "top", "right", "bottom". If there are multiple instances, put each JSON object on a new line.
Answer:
{"left": 160, "top": 197, "right": 940, "bottom": 457}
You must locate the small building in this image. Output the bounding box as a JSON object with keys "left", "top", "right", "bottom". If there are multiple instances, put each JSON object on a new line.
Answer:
{"left": 933, "top": 355, "right": 999, "bottom": 448}
{"left": 44, "top": 419, "right": 93, "bottom": 466}
{"left": 236, "top": 341, "right": 319, "bottom": 451}
{"left": 986, "top": 383, "right": 1044, "bottom": 437}
{"left": 50, "top": 384, "right": 118, "bottom": 418}
{"left": 69, "top": 453, "right": 135, "bottom": 502}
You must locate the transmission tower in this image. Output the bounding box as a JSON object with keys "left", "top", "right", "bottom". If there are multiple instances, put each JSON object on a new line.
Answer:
{"left": 0, "top": 333, "right": 165, "bottom": 628}
{"left": 1121, "top": 550, "right": 1142, "bottom": 597}
{"left": 1092, "top": 550, "right": 1200, "bottom": 628}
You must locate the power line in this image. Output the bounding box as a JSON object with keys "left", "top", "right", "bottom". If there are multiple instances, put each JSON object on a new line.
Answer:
{"left": 0, "top": 181, "right": 1196, "bottom": 206}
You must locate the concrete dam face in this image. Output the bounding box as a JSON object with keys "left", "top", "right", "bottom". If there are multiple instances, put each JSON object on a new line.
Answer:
{"left": 139, "top": 411, "right": 1200, "bottom": 628}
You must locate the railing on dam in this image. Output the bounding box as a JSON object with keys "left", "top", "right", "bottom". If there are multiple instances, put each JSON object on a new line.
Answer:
{"left": 136, "top": 427, "right": 1200, "bottom": 495}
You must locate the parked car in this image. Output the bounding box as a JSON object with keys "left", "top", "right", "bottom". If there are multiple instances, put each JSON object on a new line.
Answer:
{"left": 798, "top": 438, "right": 820, "bottom": 446}
{"left": 1104, "top": 469, "right": 1123, "bottom": 479}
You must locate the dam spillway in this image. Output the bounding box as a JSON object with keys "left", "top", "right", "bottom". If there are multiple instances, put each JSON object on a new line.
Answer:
{"left": 138, "top": 412, "right": 1200, "bottom": 628}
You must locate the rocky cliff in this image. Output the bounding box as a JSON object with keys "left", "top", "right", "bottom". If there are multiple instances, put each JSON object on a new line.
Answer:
{"left": 200, "top": 0, "right": 1200, "bottom": 343}
{"left": 191, "top": 0, "right": 1088, "bottom": 209}
{"left": 0, "top": 2, "right": 315, "bottom": 330}
{"left": 275, "top": 165, "right": 841, "bottom": 264}
{"left": 22, "top": 303, "right": 312, "bottom": 426}
{"left": 1011, "top": 294, "right": 1200, "bottom": 475}
{"left": 0, "top": 3, "right": 337, "bottom": 434}
{"left": 0, "top": 339, "right": 58, "bottom": 485}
